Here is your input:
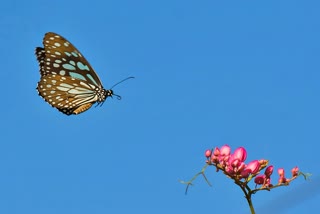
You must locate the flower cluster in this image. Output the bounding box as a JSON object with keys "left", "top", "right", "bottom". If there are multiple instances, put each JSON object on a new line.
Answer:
{"left": 205, "top": 145, "right": 299, "bottom": 187}
{"left": 181, "top": 144, "right": 307, "bottom": 214}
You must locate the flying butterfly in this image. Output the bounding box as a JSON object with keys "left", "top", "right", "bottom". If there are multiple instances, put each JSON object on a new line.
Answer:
{"left": 35, "top": 32, "right": 133, "bottom": 115}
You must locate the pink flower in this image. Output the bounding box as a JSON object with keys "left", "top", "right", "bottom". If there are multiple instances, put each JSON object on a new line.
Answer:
{"left": 218, "top": 145, "right": 231, "bottom": 165}
{"left": 278, "top": 168, "right": 284, "bottom": 177}
{"left": 277, "top": 168, "right": 289, "bottom": 184}
{"left": 230, "top": 158, "right": 240, "bottom": 168}
{"left": 238, "top": 162, "right": 246, "bottom": 172}
{"left": 240, "top": 160, "right": 260, "bottom": 178}
{"left": 205, "top": 149, "right": 212, "bottom": 158}
{"left": 240, "top": 169, "right": 251, "bottom": 178}
{"left": 220, "top": 145, "right": 231, "bottom": 156}
{"left": 291, "top": 166, "right": 299, "bottom": 177}
{"left": 278, "top": 176, "right": 289, "bottom": 184}
{"left": 246, "top": 160, "right": 260, "bottom": 174}
{"left": 210, "top": 147, "right": 220, "bottom": 163}
{"left": 265, "top": 165, "right": 274, "bottom": 177}
{"left": 225, "top": 165, "right": 235, "bottom": 176}
{"left": 213, "top": 147, "right": 220, "bottom": 156}
{"left": 254, "top": 175, "right": 266, "bottom": 185}
{"left": 264, "top": 177, "right": 272, "bottom": 187}
{"left": 232, "top": 147, "right": 247, "bottom": 162}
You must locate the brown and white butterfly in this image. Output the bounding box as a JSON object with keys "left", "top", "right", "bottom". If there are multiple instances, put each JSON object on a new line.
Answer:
{"left": 35, "top": 32, "right": 133, "bottom": 115}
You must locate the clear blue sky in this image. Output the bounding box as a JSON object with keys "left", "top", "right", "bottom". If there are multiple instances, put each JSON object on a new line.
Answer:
{"left": 1, "top": 0, "right": 319, "bottom": 213}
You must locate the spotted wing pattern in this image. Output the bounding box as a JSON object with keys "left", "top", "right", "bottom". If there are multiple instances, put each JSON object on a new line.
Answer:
{"left": 35, "top": 32, "right": 113, "bottom": 115}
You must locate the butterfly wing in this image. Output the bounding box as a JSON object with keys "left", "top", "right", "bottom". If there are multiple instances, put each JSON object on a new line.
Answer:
{"left": 37, "top": 74, "right": 103, "bottom": 115}
{"left": 35, "top": 32, "right": 108, "bottom": 115}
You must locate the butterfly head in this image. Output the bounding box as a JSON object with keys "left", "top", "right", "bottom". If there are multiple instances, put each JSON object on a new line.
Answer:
{"left": 105, "top": 89, "right": 121, "bottom": 100}
{"left": 105, "top": 76, "right": 135, "bottom": 101}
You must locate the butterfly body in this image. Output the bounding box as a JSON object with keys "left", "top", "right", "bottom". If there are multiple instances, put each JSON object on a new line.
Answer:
{"left": 35, "top": 32, "right": 114, "bottom": 115}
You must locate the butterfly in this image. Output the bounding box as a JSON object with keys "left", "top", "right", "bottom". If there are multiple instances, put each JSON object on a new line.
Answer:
{"left": 35, "top": 32, "right": 133, "bottom": 115}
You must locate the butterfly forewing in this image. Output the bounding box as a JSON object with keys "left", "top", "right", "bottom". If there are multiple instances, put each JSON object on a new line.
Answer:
{"left": 39, "top": 32, "right": 103, "bottom": 86}
{"left": 35, "top": 32, "right": 110, "bottom": 115}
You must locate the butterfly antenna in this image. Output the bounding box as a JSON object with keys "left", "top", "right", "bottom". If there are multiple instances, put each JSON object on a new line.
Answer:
{"left": 112, "top": 94, "right": 122, "bottom": 100}
{"left": 110, "top": 77, "right": 135, "bottom": 89}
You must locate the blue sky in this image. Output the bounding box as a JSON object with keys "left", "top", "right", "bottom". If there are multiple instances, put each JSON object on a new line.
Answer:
{"left": 1, "top": 0, "right": 320, "bottom": 213}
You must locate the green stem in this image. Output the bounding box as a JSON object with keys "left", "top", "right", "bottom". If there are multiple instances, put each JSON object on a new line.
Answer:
{"left": 247, "top": 196, "right": 255, "bottom": 214}
{"left": 238, "top": 183, "right": 255, "bottom": 214}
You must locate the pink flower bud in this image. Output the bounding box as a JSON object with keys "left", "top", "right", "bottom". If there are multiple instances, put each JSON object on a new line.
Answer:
{"left": 278, "top": 176, "right": 288, "bottom": 184}
{"left": 230, "top": 158, "right": 240, "bottom": 167}
{"left": 241, "top": 169, "right": 251, "bottom": 178}
{"left": 278, "top": 168, "right": 285, "bottom": 177}
{"left": 205, "top": 149, "right": 212, "bottom": 158}
{"left": 224, "top": 163, "right": 232, "bottom": 173}
{"left": 238, "top": 162, "right": 246, "bottom": 172}
{"left": 245, "top": 160, "right": 260, "bottom": 174}
{"left": 264, "top": 177, "right": 272, "bottom": 187}
{"left": 213, "top": 147, "right": 220, "bottom": 156}
{"left": 211, "top": 155, "right": 218, "bottom": 163}
{"left": 254, "top": 174, "right": 266, "bottom": 185}
{"left": 265, "top": 165, "right": 274, "bottom": 177}
{"left": 220, "top": 145, "right": 231, "bottom": 156}
{"left": 291, "top": 166, "right": 299, "bottom": 177}
{"left": 222, "top": 155, "right": 230, "bottom": 163}
{"left": 232, "top": 147, "right": 247, "bottom": 162}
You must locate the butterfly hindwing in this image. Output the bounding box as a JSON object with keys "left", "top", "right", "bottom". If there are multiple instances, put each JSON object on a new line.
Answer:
{"left": 37, "top": 74, "right": 101, "bottom": 115}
